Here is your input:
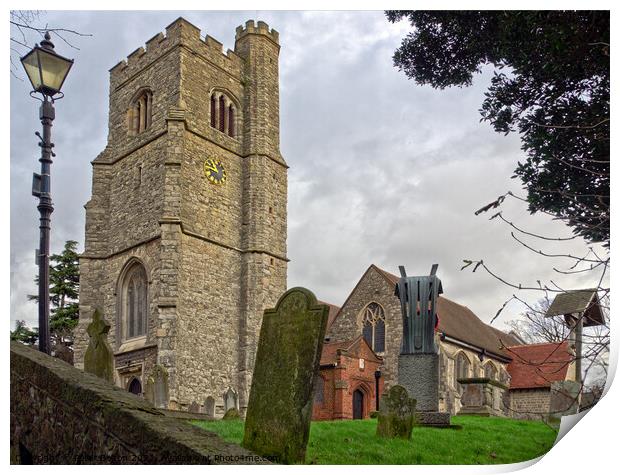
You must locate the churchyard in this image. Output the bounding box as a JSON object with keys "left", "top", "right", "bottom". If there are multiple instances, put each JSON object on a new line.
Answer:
{"left": 193, "top": 416, "right": 557, "bottom": 465}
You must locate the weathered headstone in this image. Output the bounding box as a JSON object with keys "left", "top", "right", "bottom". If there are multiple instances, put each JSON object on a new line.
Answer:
{"left": 376, "top": 385, "right": 417, "bottom": 439}
{"left": 457, "top": 378, "right": 508, "bottom": 417}
{"left": 83, "top": 309, "right": 114, "bottom": 383}
{"left": 205, "top": 396, "right": 216, "bottom": 417}
{"left": 144, "top": 365, "right": 169, "bottom": 409}
{"left": 188, "top": 401, "right": 200, "bottom": 413}
{"left": 242, "top": 287, "right": 329, "bottom": 464}
{"left": 224, "top": 387, "right": 238, "bottom": 411}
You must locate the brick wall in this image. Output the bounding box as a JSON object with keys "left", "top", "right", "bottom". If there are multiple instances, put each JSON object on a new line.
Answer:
{"left": 313, "top": 347, "right": 383, "bottom": 421}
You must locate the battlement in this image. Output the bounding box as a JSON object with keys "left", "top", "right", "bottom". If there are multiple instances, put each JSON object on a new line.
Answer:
{"left": 109, "top": 17, "right": 244, "bottom": 86}
{"left": 235, "top": 20, "right": 279, "bottom": 44}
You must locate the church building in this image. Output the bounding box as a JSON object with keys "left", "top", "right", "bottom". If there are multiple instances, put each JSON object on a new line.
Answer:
{"left": 315, "top": 264, "right": 581, "bottom": 419}
{"left": 73, "top": 18, "right": 288, "bottom": 417}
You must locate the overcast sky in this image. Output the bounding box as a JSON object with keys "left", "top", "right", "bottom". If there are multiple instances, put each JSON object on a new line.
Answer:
{"left": 9, "top": 10, "right": 609, "bottom": 333}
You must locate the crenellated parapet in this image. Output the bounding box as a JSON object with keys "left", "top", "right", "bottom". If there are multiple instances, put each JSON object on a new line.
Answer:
{"left": 109, "top": 17, "right": 245, "bottom": 89}
{"left": 235, "top": 20, "right": 280, "bottom": 45}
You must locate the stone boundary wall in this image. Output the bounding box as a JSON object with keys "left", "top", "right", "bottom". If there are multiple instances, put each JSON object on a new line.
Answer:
{"left": 10, "top": 342, "right": 265, "bottom": 465}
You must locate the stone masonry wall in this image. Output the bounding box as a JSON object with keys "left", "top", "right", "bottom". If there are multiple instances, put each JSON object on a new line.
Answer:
{"left": 10, "top": 342, "right": 264, "bottom": 464}
{"left": 509, "top": 388, "right": 552, "bottom": 420}
{"left": 327, "top": 266, "right": 402, "bottom": 387}
{"left": 77, "top": 18, "right": 288, "bottom": 416}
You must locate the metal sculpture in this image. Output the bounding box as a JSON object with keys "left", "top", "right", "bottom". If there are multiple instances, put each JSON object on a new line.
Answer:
{"left": 395, "top": 265, "right": 443, "bottom": 354}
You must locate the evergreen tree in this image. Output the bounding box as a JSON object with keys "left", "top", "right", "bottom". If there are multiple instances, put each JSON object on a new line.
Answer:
{"left": 25, "top": 240, "right": 80, "bottom": 359}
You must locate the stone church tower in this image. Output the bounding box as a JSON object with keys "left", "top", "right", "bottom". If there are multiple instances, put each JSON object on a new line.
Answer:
{"left": 73, "top": 18, "right": 287, "bottom": 416}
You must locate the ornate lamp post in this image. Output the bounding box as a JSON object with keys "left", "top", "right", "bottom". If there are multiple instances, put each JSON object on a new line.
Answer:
{"left": 20, "top": 32, "right": 73, "bottom": 354}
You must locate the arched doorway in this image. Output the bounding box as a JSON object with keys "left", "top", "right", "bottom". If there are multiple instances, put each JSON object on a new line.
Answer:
{"left": 353, "top": 389, "right": 365, "bottom": 419}
{"left": 128, "top": 377, "right": 142, "bottom": 396}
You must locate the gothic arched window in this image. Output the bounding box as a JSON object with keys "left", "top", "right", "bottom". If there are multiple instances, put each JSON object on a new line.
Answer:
{"left": 362, "top": 302, "right": 386, "bottom": 353}
{"left": 210, "top": 94, "right": 217, "bottom": 128}
{"left": 128, "top": 89, "right": 153, "bottom": 135}
{"left": 120, "top": 262, "right": 148, "bottom": 340}
{"left": 219, "top": 95, "right": 226, "bottom": 132}
{"left": 128, "top": 377, "right": 142, "bottom": 395}
{"left": 455, "top": 352, "right": 470, "bottom": 390}
{"left": 209, "top": 90, "right": 240, "bottom": 139}
{"left": 228, "top": 104, "right": 235, "bottom": 138}
{"left": 484, "top": 362, "right": 497, "bottom": 380}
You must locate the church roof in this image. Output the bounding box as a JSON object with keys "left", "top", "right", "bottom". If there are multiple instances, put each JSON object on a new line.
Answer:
{"left": 506, "top": 341, "right": 573, "bottom": 389}
{"left": 318, "top": 301, "right": 341, "bottom": 330}
{"left": 370, "top": 265, "right": 521, "bottom": 359}
{"left": 320, "top": 336, "right": 382, "bottom": 366}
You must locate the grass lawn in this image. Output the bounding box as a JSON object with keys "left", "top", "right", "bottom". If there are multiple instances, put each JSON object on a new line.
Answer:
{"left": 192, "top": 416, "right": 557, "bottom": 465}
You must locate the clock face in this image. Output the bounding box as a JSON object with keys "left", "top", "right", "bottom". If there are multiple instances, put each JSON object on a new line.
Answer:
{"left": 204, "top": 158, "right": 227, "bottom": 185}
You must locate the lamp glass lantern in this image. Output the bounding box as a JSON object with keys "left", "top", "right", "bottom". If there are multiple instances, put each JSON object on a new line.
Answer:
{"left": 20, "top": 42, "right": 73, "bottom": 97}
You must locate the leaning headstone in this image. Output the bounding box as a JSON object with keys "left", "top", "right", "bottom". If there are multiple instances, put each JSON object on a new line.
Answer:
{"left": 84, "top": 309, "right": 114, "bottom": 383}
{"left": 205, "top": 396, "right": 216, "bottom": 417}
{"left": 242, "top": 287, "right": 329, "bottom": 464}
{"left": 223, "top": 407, "right": 241, "bottom": 420}
{"left": 224, "top": 388, "right": 238, "bottom": 411}
{"left": 144, "top": 365, "right": 169, "bottom": 408}
{"left": 376, "top": 385, "right": 417, "bottom": 439}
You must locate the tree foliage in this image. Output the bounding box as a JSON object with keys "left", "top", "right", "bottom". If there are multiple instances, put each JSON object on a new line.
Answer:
{"left": 11, "top": 320, "right": 38, "bottom": 345}
{"left": 21, "top": 240, "right": 80, "bottom": 360}
{"left": 386, "top": 11, "right": 609, "bottom": 246}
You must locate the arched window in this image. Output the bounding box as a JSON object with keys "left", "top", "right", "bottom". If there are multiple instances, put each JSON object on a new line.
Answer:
{"left": 128, "top": 89, "right": 153, "bottom": 135}
{"left": 209, "top": 90, "right": 240, "bottom": 139}
{"left": 128, "top": 377, "right": 142, "bottom": 395}
{"left": 210, "top": 94, "right": 217, "bottom": 128}
{"left": 120, "top": 262, "right": 148, "bottom": 340}
{"left": 361, "top": 302, "right": 386, "bottom": 353}
{"left": 484, "top": 362, "right": 497, "bottom": 380}
{"left": 455, "top": 352, "right": 470, "bottom": 389}
{"left": 219, "top": 95, "right": 226, "bottom": 132}
{"left": 228, "top": 104, "right": 235, "bottom": 138}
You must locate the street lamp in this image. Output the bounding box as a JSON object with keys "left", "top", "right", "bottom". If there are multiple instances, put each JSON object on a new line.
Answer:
{"left": 20, "top": 32, "right": 73, "bottom": 354}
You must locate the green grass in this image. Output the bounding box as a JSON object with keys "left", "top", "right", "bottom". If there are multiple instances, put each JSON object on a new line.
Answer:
{"left": 192, "top": 416, "right": 557, "bottom": 465}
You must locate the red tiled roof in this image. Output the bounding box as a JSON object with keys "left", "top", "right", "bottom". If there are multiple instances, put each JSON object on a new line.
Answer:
{"left": 320, "top": 336, "right": 381, "bottom": 366}
{"left": 373, "top": 265, "right": 518, "bottom": 358}
{"left": 506, "top": 341, "right": 573, "bottom": 389}
{"left": 318, "top": 300, "right": 341, "bottom": 330}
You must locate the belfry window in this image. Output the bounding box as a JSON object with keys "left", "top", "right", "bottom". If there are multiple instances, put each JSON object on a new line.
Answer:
{"left": 121, "top": 262, "right": 148, "bottom": 340}
{"left": 128, "top": 89, "right": 153, "bottom": 135}
{"left": 209, "top": 91, "right": 238, "bottom": 139}
{"left": 362, "top": 302, "right": 386, "bottom": 353}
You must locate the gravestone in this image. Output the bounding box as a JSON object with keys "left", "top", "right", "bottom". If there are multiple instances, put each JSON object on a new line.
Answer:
{"left": 144, "top": 365, "right": 169, "bottom": 409}
{"left": 83, "top": 309, "right": 114, "bottom": 383}
{"left": 376, "top": 385, "right": 417, "bottom": 439}
{"left": 224, "top": 388, "right": 238, "bottom": 411}
{"left": 395, "top": 266, "right": 451, "bottom": 427}
{"left": 550, "top": 381, "right": 581, "bottom": 416}
{"left": 457, "top": 378, "right": 508, "bottom": 417}
{"left": 189, "top": 401, "right": 200, "bottom": 413}
{"left": 242, "top": 287, "right": 329, "bottom": 464}
{"left": 204, "top": 396, "right": 216, "bottom": 417}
